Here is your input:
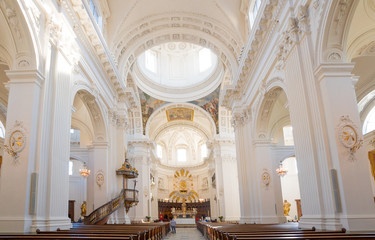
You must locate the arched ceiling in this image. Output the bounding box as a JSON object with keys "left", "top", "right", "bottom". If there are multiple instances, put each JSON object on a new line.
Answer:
{"left": 147, "top": 103, "right": 216, "bottom": 140}
{"left": 345, "top": 0, "right": 375, "bottom": 101}
{"left": 106, "top": 0, "right": 246, "bottom": 48}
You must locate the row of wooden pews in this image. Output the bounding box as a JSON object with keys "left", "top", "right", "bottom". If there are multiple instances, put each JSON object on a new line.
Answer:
{"left": 0, "top": 222, "right": 170, "bottom": 240}
{"left": 197, "top": 222, "right": 375, "bottom": 240}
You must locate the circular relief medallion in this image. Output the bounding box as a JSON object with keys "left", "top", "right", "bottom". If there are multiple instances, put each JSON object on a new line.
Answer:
{"left": 262, "top": 171, "right": 271, "bottom": 186}
{"left": 96, "top": 172, "right": 104, "bottom": 187}
{"left": 9, "top": 130, "right": 26, "bottom": 153}
{"left": 339, "top": 124, "right": 358, "bottom": 148}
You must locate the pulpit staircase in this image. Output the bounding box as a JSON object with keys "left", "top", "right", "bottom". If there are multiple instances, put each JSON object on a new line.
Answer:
{"left": 83, "top": 188, "right": 139, "bottom": 225}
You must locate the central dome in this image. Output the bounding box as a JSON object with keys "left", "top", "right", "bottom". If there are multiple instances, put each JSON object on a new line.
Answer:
{"left": 134, "top": 42, "right": 223, "bottom": 102}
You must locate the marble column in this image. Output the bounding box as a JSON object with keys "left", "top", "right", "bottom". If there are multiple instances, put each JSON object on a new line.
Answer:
{"left": 87, "top": 142, "right": 109, "bottom": 214}
{"left": 315, "top": 63, "right": 375, "bottom": 231}
{"left": 254, "top": 142, "right": 286, "bottom": 223}
{"left": 0, "top": 70, "right": 44, "bottom": 232}
{"left": 232, "top": 107, "right": 261, "bottom": 223}
{"left": 209, "top": 138, "right": 240, "bottom": 222}
{"left": 127, "top": 139, "right": 152, "bottom": 222}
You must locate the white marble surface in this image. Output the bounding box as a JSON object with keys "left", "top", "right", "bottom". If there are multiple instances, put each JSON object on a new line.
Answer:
{"left": 175, "top": 218, "right": 195, "bottom": 225}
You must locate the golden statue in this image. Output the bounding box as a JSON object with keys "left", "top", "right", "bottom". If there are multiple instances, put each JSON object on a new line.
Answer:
{"left": 283, "top": 200, "right": 291, "bottom": 216}
{"left": 81, "top": 201, "right": 87, "bottom": 216}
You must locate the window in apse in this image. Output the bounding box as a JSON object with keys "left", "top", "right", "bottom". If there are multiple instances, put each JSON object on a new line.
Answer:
{"left": 157, "top": 144, "right": 163, "bottom": 158}
{"left": 145, "top": 50, "right": 157, "bottom": 73}
{"left": 177, "top": 148, "right": 187, "bottom": 162}
{"left": 199, "top": 48, "right": 212, "bottom": 72}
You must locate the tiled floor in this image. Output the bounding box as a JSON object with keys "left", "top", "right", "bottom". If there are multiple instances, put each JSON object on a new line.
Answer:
{"left": 163, "top": 228, "right": 206, "bottom": 240}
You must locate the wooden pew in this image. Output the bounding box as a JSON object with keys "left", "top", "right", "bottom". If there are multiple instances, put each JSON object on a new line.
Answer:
{"left": 198, "top": 222, "right": 375, "bottom": 240}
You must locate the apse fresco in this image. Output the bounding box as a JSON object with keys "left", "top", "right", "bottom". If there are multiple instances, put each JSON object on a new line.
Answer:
{"left": 139, "top": 86, "right": 220, "bottom": 134}
{"left": 189, "top": 86, "right": 220, "bottom": 133}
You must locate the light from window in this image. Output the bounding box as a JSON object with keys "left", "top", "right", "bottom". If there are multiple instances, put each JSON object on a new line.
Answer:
{"left": 283, "top": 125, "right": 294, "bottom": 146}
{"left": 70, "top": 128, "right": 80, "bottom": 145}
{"left": 69, "top": 161, "right": 73, "bottom": 175}
{"left": 249, "top": 0, "right": 262, "bottom": 28}
{"left": 157, "top": 144, "right": 163, "bottom": 158}
{"left": 364, "top": 106, "right": 375, "bottom": 134}
{"left": 0, "top": 121, "right": 5, "bottom": 138}
{"left": 201, "top": 144, "right": 207, "bottom": 159}
{"left": 145, "top": 50, "right": 157, "bottom": 73}
{"left": 199, "top": 48, "right": 212, "bottom": 72}
{"left": 89, "top": 0, "right": 100, "bottom": 24}
{"left": 177, "top": 148, "right": 187, "bottom": 162}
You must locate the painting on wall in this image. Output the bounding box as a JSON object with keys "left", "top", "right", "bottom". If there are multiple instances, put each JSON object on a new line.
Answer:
{"left": 166, "top": 108, "right": 194, "bottom": 122}
{"left": 189, "top": 86, "right": 220, "bottom": 133}
{"left": 139, "top": 88, "right": 167, "bottom": 133}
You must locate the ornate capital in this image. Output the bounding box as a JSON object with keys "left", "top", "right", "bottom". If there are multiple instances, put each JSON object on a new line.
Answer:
{"left": 231, "top": 107, "right": 251, "bottom": 128}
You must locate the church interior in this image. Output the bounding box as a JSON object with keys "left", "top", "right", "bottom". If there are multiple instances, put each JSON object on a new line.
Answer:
{"left": 1, "top": 0, "right": 375, "bottom": 238}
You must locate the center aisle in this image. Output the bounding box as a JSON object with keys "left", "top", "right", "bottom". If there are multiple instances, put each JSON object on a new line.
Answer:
{"left": 163, "top": 227, "right": 206, "bottom": 240}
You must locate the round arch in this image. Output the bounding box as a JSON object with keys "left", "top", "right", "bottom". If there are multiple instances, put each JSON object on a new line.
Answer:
{"left": 255, "top": 86, "right": 289, "bottom": 140}
{"left": 113, "top": 13, "right": 242, "bottom": 79}
{"left": 71, "top": 88, "right": 108, "bottom": 143}
{"left": 146, "top": 102, "right": 217, "bottom": 139}
{"left": 0, "top": 0, "right": 38, "bottom": 70}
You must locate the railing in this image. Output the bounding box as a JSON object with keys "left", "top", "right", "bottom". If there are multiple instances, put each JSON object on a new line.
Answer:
{"left": 84, "top": 188, "right": 139, "bottom": 225}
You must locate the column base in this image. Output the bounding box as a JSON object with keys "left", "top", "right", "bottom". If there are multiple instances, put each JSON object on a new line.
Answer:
{"left": 261, "top": 216, "right": 287, "bottom": 224}
{"left": 30, "top": 218, "right": 72, "bottom": 232}
{"left": 299, "top": 215, "right": 342, "bottom": 231}
{"left": 0, "top": 217, "right": 33, "bottom": 233}
{"left": 340, "top": 215, "right": 375, "bottom": 232}
{"left": 0, "top": 217, "right": 72, "bottom": 233}
{"left": 223, "top": 216, "right": 240, "bottom": 222}
{"left": 239, "top": 216, "right": 261, "bottom": 224}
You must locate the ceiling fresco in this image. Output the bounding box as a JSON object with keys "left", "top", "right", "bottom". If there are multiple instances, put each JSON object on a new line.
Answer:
{"left": 139, "top": 86, "right": 220, "bottom": 134}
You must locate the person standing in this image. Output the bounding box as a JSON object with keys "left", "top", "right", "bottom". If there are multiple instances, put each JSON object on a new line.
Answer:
{"left": 170, "top": 218, "right": 176, "bottom": 233}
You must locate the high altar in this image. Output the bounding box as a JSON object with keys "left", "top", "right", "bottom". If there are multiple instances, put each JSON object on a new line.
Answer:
{"left": 158, "top": 169, "right": 209, "bottom": 224}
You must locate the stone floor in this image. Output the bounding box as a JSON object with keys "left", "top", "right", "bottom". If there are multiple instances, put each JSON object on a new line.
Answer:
{"left": 163, "top": 227, "right": 206, "bottom": 240}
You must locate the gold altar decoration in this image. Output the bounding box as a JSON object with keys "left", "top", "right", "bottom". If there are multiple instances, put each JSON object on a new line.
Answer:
{"left": 166, "top": 108, "right": 194, "bottom": 122}
{"left": 169, "top": 169, "right": 198, "bottom": 202}
{"left": 283, "top": 200, "right": 291, "bottom": 216}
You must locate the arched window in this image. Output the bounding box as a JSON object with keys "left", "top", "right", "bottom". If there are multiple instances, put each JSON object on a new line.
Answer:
{"left": 157, "top": 144, "right": 163, "bottom": 158}
{"left": 201, "top": 144, "right": 207, "bottom": 160}
{"left": 249, "top": 0, "right": 262, "bottom": 28}
{"left": 363, "top": 106, "right": 375, "bottom": 134}
{"left": 199, "top": 48, "right": 212, "bottom": 72}
{"left": 145, "top": 50, "right": 157, "bottom": 73}
{"left": 70, "top": 128, "right": 80, "bottom": 145}
{"left": 69, "top": 160, "right": 73, "bottom": 176}
{"left": 88, "top": 0, "right": 102, "bottom": 28}
{"left": 0, "top": 120, "right": 5, "bottom": 138}
{"left": 283, "top": 125, "right": 294, "bottom": 146}
{"left": 177, "top": 148, "right": 187, "bottom": 162}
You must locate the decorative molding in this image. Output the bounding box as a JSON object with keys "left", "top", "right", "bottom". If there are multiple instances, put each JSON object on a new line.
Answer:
{"left": 4, "top": 120, "right": 28, "bottom": 161}
{"left": 337, "top": 115, "right": 363, "bottom": 161}
{"left": 222, "top": 0, "right": 283, "bottom": 107}
{"left": 231, "top": 106, "right": 251, "bottom": 128}
{"left": 95, "top": 170, "right": 104, "bottom": 188}
{"left": 261, "top": 170, "right": 271, "bottom": 187}
{"left": 113, "top": 12, "right": 243, "bottom": 78}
